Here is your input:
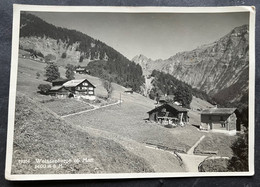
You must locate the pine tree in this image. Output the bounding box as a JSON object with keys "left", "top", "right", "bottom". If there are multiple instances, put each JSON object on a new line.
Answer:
{"left": 65, "top": 64, "right": 75, "bottom": 80}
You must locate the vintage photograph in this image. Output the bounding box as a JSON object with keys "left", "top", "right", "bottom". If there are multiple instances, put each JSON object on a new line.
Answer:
{"left": 5, "top": 5, "right": 255, "bottom": 180}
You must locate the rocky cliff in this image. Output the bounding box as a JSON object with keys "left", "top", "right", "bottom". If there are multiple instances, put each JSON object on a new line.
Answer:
{"left": 133, "top": 25, "right": 249, "bottom": 103}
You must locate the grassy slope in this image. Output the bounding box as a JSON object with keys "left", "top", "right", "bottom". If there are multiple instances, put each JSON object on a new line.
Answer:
{"left": 16, "top": 57, "right": 235, "bottom": 172}
{"left": 15, "top": 58, "right": 184, "bottom": 172}
{"left": 12, "top": 93, "right": 153, "bottom": 174}
{"left": 194, "top": 133, "right": 237, "bottom": 157}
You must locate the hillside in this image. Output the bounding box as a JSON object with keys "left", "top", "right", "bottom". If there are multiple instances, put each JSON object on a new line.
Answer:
{"left": 19, "top": 13, "right": 144, "bottom": 91}
{"left": 132, "top": 25, "right": 249, "bottom": 105}
{"left": 12, "top": 92, "right": 153, "bottom": 174}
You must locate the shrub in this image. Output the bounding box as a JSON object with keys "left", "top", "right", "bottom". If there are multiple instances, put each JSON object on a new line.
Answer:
{"left": 38, "top": 84, "right": 51, "bottom": 94}
{"left": 61, "top": 52, "right": 67, "bottom": 58}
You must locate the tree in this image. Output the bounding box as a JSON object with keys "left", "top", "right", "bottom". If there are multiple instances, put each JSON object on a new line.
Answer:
{"left": 174, "top": 86, "right": 192, "bottom": 108}
{"left": 45, "top": 63, "right": 60, "bottom": 82}
{"left": 79, "top": 55, "right": 84, "bottom": 62}
{"left": 38, "top": 84, "right": 51, "bottom": 94}
{"left": 65, "top": 64, "right": 75, "bottom": 80}
{"left": 36, "top": 72, "right": 40, "bottom": 79}
{"left": 102, "top": 79, "right": 113, "bottom": 98}
{"left": 227, "top": 131, "right": 248, "bottom": 171}
{"left": 61, "top": 52, "right": 67, "bottom": 58}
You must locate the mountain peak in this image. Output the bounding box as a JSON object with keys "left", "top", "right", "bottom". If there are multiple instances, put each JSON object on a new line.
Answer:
{"left": 132, "top": 54, "right": 149, "bottom": 61}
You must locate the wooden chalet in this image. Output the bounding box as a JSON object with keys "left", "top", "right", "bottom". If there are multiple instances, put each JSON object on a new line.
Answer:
{"left": 75, "top": 67, "right": 90, "bottom": 74}
{"left": 124, "top": 88, "right": 133, "bottom": 94}
{"left": 63, "top": 79, "right": 96, "bottom": 100}
{"left": 200, "top": 108, "right": 238, "bottom": 135}
{"left": 148, "top": 103, "right": 189, "bottom": 126}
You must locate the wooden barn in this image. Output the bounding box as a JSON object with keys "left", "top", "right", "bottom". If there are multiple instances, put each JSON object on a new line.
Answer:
{"left": 49, "top": 86, "right": 69, "bottom": 97}
{"left": 200, "top": 108, "right": 238, "bottom": 135}
{"left": 147, "top": 103, "right": 188, "bottom": 126}
{"left": 63, "top": 79, "right": 96, "bottom": 100}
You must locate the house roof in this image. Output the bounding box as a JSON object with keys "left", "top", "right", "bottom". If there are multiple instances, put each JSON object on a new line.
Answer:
{"left": 201, "top": 108, "right": 237, "bottom": 115}
{"left": 147, "top": 103, "right": 188, "bottom": 114}
{"left": 50, "top": 86, "right": 64, "bottom": 91}
{"left": 63, "top": 79, "right": 96, "bottom": 88}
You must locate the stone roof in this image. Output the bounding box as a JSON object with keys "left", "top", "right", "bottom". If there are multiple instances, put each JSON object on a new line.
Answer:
{"left": 147, "top": 103, "right": 188, "bottom": 114}
{"left": 63, "top": 79, "right": 96, "bottom": 88}
{"left": 201, "top": 108, "right": 237, "bottom": 115}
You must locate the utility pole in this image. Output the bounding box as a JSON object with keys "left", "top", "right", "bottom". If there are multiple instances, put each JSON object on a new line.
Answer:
{"left": 120, "top": 93, "right": 121, "bottom": 107}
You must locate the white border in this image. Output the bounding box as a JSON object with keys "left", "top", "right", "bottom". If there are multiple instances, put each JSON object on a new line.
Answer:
{"left": 5, "top": 4, "right": 255, "bottom": 181}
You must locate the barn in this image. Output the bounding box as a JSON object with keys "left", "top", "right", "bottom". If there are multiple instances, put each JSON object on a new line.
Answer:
{"left": 49, "top": 86, "right": 68, "bottom": 97}
{"left": 147, "top": 103, "right": 189, "bottom": 126}
{"left": 200, "top": 108, "right": 238, "bottom": 135}
{"left": 63, "top": 79, "right": 96, "bottom": 100}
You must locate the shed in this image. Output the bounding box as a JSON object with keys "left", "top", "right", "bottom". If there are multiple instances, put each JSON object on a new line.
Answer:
{"left": 200, "top": 108, "right": 238, "bottom": 135}
{"left": 147, "top": 103, "right": 188, "bottom": 126}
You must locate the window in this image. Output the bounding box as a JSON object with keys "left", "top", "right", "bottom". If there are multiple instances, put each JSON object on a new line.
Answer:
{"left": 83, "top": 82, "right": 88, "bottom": 86}
{"left": 89, "top": 87, "right": 94, "bottom": 90}
{"left": 88, "top": 91, "right": 94, "bottom": 95}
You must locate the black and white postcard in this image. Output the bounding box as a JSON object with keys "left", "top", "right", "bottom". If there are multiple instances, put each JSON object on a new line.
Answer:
{"left": 5, "top": 5, "right": 255, "bottom": 180}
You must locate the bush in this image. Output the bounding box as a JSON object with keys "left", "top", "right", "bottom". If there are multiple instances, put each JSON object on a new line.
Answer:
{"left": 38, "top": 84, "right": 51, "bottom": 94}
{"left": 79, "top": 56, "right": 84, "bottom": 62}
{"left": 61, "top": 52, "right": 67, "bottom": 58}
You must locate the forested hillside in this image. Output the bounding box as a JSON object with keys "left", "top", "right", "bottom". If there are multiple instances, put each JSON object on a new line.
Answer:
{"left": 149, "top": 70, "right": 215, "bottom": 108}
{"left": 19, "top": 12, "right": 144, "bottom": 91}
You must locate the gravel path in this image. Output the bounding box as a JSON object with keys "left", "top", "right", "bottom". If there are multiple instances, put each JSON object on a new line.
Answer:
{"left": 178, "top": 135, "right": 208, "bottom": 172}
{"left": 61, "top": 100, "right": 122, "bottom": 118}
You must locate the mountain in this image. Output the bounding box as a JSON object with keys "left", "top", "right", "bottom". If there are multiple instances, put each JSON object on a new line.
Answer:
{"left": 132, "top": 54, "right": 166, "bottom": 76}
{"left": 19, "top": 13, "right": 144, "bottom": 92}
{"left": 133, "top": 25, "right": 249, "bottom": 105}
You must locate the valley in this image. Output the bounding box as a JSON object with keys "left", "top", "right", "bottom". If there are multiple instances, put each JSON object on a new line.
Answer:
{"left": 12, "top": 57, "right": 237, "bottom": 174}
{"left": 11, "top": 12, "right": 250, "bottom": 175}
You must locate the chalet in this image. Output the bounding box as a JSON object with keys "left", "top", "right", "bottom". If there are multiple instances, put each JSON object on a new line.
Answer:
{"left": 49, "top": 86, "right": 68, "bottom": 97}
{"left": 75, "top": 67, "right": 90, "bottom": 74}
{"left": 200, "top": 108, "right": 238, "bottom": 135}
{"left": 63, "top": 79, "right": 96, "bottom": 100}
{"left": 51, "top": 78, "right": 68, "bottom": 86}
{"left": 125, "top": 88, "right": 133, "bottom": 94}
{"left": 148, "top": 103, "right": 189, "bottom": 126}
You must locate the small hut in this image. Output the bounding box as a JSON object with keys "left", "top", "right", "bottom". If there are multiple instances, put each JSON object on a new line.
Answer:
{"left": 147, "top": 103, "right": 189, "bottom": 126}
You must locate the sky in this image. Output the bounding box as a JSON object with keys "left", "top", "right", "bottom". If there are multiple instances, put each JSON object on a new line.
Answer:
{"left": 31, "top": 12, "right": 249, "bottom": 60}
